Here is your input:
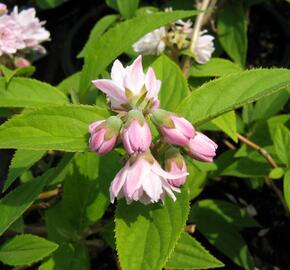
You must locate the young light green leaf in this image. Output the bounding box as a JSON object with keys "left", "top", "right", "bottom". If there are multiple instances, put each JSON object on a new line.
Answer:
{"left": 284, "top": 170, "right": 290, "bottom": 211}
{"left": 190, "top": 58, "right": 242, "bottom": 77}
{"left": 0, "top": 234, "right": 58, "bottom": 266}
{"left": 116, "top": 189, "right": 190, "bottom": 270}
{"left": 177, "top": 69, "right": 290, "bottom": 126}
{"left": 190, "top": 202, "right": 255, "bottom": 270}
{"left": 0, "top": 105, "right": 110, "bottom": 152}
{"left": 217, "top": 2, "right": 247, "bottom": 66}
{"left": 117, "top": 0, "right": 139, "bottom": 19}
{"left": 62, "top": 152, "right": 121, "bottom": 231}
{"left": 166, "top": 232, "right": 224, "bottom": 269}
{"left": 0, "top": 77, "right": 68, "bottom": 108}
{"left": 269, "top": 167, "right": 284, "bottom": 180}
{"left": 78, "top": 15, "right": 118, "bottom": 58}
{"left": 272, "top": 124, "right": 290, "bottom": 165}
{"left": 79, "top": 10, "right": 198, "bottom": 98}
{"left": 211, "top": 111, "right": 237, "bottom": 142}
{"left": 151, "top": 54, "right": 189, "bottom": 111}
{"left": 4, "top": 150, "right": 46, "bottom": 192}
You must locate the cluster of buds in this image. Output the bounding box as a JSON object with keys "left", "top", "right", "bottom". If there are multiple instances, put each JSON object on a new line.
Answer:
{"left": 0, "top": 3, "right": 50, "bottom": 69}
{"left": 132, "top": 8, "right": 215, "bottom": 64}
{"left": 89, "top": 56, "right": 217, "bottom": 204}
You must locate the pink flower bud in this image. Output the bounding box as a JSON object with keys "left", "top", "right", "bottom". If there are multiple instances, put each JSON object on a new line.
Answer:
{"left": 0, "top": 3, "right": 7, "bottom": 15}
{"left": 122, "top": 110, "right": 152, "bottom": 154}
{"left": 89, "top": 116, "right": 122, "bottom": 156}
{"left": 165, "top": 148, "right": 187, "bottom": 187}
{"left": 14, "top": 57, "right": 31, "bottom": 67}
{"left": 187, "top": 132, "right": 217, "bottom": 162}
{"left": 152, "top": 109, "right": 195, "bottom": 146}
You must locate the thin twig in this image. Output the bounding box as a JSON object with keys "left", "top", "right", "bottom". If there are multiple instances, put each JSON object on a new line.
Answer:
{"left": 237, "top": 133, "right": 289, "bottom": 216}
{"left": 223, "top": 139, "right": 236, "bottom": 150}
{"left": 182, "top": 0, "right": 212, "bottom": 78}
{"left": 38, "top": 186, "right": 62, "bottom": 200}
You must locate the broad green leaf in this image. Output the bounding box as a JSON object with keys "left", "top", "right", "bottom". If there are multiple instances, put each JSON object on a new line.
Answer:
{"left": 58, "top": 72, "right": 81, "bottom": 95}
{"left": 252, "top": 90, "right": 290, "bottom": 122}
{"left": 211, "top": 111, "right": 237, "bottom": 142}
{"left": 193, "top": 199, "right": 259, "bottom": 230}
{"left": 284, "top": 170, "right": 290, "bottom": 211}
{"left": 151, "top": 54, "right": 189, "bottom": 111}
{"left": 190, "top": 203, "right": 255, "bottom": 270}
{"left": 4, "top": 150, "right": 46, "bottom": 192}
{"left": 268, "top": 114, "right": 290, "bottom": 139}
{"left": 116, "top": 189, "right": 190, "bottom": 270}
{"left": 0, "top": 77, "right": 68, "bottom": 108}
{"left": 0, "top": 157, "right": 74, "bottom": 236}
{"left": 106, "top": 0, "right": 118, "bottom": 10}
{"left": 62, "top": 152, "right": 121, "bottom": 231}
{"left": 217, "top": 2, "right": 247, "bottom": 66}
{"left": 79, "top": 10, "right": 198, "bottom": 98}
{"left": 166, "top": 232, "right": 224, "bottom": 269}
{"left": 177, "top": 69, "right": 290, "bottom": 126}
{"left": 0, "top": 105, "right": 110, "bottom": 152}
{"left": 0, "top": 234, "right": 58, "bottom": 266}
{"left": 117, "top": 0, "right": 139, "bottom": 18}
{"left": 272, "top": 124, "right": 290, "bottom": 165}
{"left": 78, "top": 15, "right": 118, "bottom": 58}
{"left": 190, "top": 58, "right": 241, "bottom": 77}
{"left": 41, "top": 204, "right": 89, "bottom": 270}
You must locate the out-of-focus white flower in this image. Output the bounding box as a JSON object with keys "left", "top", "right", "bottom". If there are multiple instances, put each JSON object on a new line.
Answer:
{"left": 11, "top": 7, "right": 50, "bottom": 52}
{"left": 175, "top": 19, "right": 193, "bottom": 35}
{"left": 133, "top": 27, "right": 166, "bottom": 55}
{"left": 194, "top": 30, "right": 215, "bottom": 64}
{"left": 0, "top": 14, "right": 24, "bottom": 56}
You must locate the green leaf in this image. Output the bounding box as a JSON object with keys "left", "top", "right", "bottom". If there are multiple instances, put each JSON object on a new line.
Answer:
{"left": 0, "top": 234, "right": 58, "bottom": 266}
{"left": 41, "top": 204, "right": 90, "bottom": 270}
{"left": 58, "top": 72, "right": 81, "bottom": 95}
{"left": 79, "top": 10, "right": 198, "bottom": 98}
{"left": 251, "top": 90, "right": 290, "bottom": 122}
{"left": 4, "top": 150, "right": 46, "bottom": 192}
{"left": 211, "top": 111, "right": 237, "bottom": 142}
{"left": 151, "top": 54, "right": 189, "bottom": 111}
{"left": 117, "top": 0, "right": 139, "bottom": 19}
{"left": 284, "top": 170, "right": 290, "bottom": 211}
{"left": 190, "top": 58, "right": 242, "bottom": 77}
{"left": 62, "top": 152, "right": 121, "bottom": 231}
{"left": 177, "top": 69, "right": 290, "bottom": 126}
{"left": 0, "top": 77, "right": 68, "bottom": 108}
{"left": 78, "top": 15, "right": 118, "bottom": 58}
{"left": 166, "top": 232, "right": 224, "bottom": 269}
{"left": 36, "top": 0, "right": 70, "bottom": 9}
{"left": 0, "top": 105, "right": 110, "bottom": 152}
{"left": 269, "top": 167, "right": 284, "bottom": 179}
{"left": 190, "top": 202, "right": 255, "bottom": 270}
{"left": 115, "top": 189, "right": 190, "bottom": 270}
{"left": 192, "top": 199, "right": 259, "bottom": 230}
{"left": 0, "top": 157, "right": 74, "bottom": 236}
{"left": 217, "top": 2, "right": 247, "bottom": 66}
{"left": 272, "top": 124, "right": 290, "bottom": 165}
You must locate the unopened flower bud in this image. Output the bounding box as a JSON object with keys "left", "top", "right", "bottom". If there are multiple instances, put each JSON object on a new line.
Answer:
{"left": 187, "top": 132, "right": 217, "bottom": 162}
{"left": 14, "top": 57, "right": 31, "bottom": 67}
{"left": 152, "top": 109, "right": 195, "bottom": 146}
{"left": 89, "top": 116, "right": 122, "bottom": 156}
{"left": 122, "top": 110, "right": 152, "bottom": 155}
{"left": 165, "top": 148, "right": 187, "bottom": 187}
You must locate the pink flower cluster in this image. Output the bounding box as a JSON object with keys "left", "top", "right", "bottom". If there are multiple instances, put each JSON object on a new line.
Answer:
{"left": 0, "top": 3, "right": 50, "bottom": 58}
{"left": 89, "top": 56, "right": 217, "bottom": 204}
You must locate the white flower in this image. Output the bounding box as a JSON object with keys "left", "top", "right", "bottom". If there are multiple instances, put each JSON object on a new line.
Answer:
{"left": 194, "top": 30, "right": 215, "bottom": 64}
{"left": 11, "top": 7, "right": 50, "bottom": 52}
{"left": 133, "top": 27, "right": 166, "bottom": 55}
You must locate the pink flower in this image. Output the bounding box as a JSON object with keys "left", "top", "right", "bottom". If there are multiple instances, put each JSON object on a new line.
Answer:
{"left": 89, "top": 116, "right": 122, "bottom": 156}
{"left": 152, "top": 109, "right": 195, "bottom": 146}
{"left": 187, "top": 132, "right": 217, "bottom": 162}
{"left": 92, "top": 55, "right": 161, "bottom": 111}
{"left": 122, "top": 110, "right": 152, "bottom": 155}
{"left": 165, "top": 148, "right": 187, "bottom": 187}
{"left": 11, "top": 7, "right": 50, "bottom": 52}
{"left": 0, "top": 14, "right": 24, "bottom": 56}
{"left": 0, "top": 3, "right": 7, "bottom": 15}
{"left": 110, "top": 152, "right": 188, "bottom": 204}
{"left": 14, "top": 57, "right": 30, "bottom": 67}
